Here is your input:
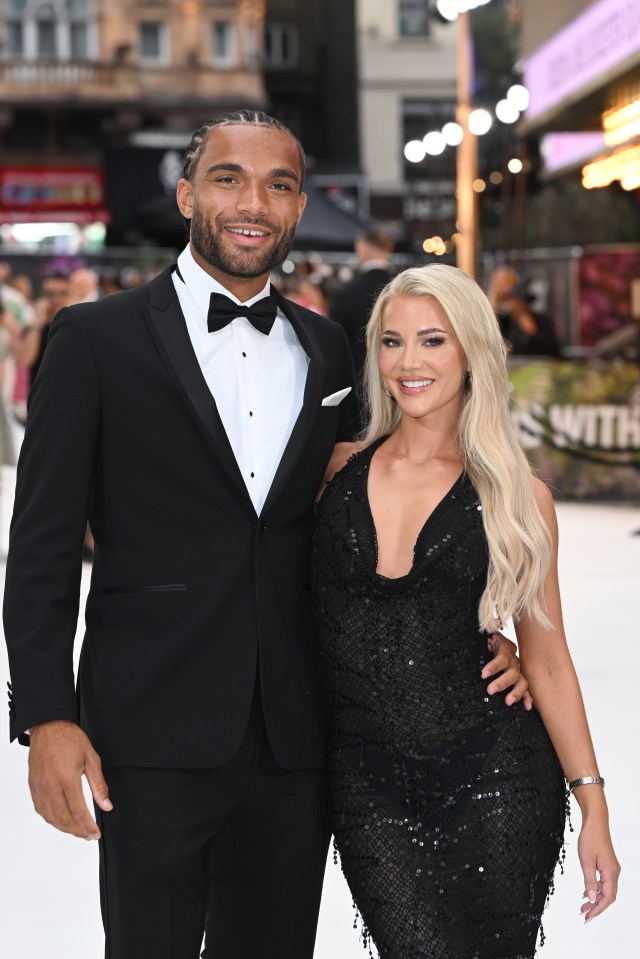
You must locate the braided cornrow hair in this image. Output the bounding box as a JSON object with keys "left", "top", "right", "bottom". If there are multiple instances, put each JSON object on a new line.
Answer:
{"left": 181, "top": 111, "right": 306, "bottom": 185}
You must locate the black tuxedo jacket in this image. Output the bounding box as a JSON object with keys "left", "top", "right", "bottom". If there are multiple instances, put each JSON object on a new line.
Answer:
{"left": 4, "top": 267, "right": 357, "bottom": 769}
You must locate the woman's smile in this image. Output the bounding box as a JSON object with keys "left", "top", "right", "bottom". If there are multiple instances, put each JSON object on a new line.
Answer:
{"left": 397, "top": 377, "right": 435, "bottom": 394}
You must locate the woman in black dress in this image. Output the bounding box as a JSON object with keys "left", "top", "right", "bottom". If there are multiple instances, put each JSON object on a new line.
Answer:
{"left": 312, "top": 265, "right": 619, "bottom": 958}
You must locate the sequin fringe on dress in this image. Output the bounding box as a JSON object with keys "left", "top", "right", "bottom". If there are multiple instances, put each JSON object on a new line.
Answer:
{"left": 311, "top": 439, "right": 568, "bottom": 959}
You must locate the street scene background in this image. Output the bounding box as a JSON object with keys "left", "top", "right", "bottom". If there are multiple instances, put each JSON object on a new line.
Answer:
{"left": 1, "top": 0, "right": 639, "bottom": 956}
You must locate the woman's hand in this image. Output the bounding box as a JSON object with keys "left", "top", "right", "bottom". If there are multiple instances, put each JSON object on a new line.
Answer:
{"left": 577, "top": 814, "right": 620, "bottom": 922}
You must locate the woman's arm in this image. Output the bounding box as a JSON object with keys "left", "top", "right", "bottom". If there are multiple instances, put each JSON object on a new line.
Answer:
{"left": 516, "top": 479, "right": 620, "bottom": 922}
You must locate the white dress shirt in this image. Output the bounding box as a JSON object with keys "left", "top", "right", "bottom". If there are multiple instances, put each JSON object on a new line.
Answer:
{"left": 173, "top": 246, "right": 309, "bottom": 515}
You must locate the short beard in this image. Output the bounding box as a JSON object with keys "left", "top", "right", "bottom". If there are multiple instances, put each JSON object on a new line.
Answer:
{"left": 189, "top": 205, "right": 297, "bottom": 279}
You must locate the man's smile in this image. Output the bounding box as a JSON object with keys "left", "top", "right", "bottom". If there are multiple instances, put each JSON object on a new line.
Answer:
{"left": 227, "top": 228, "right": 270, "bottom": 237}
{"left": 223, "top": 224, "right": 274, "bottom": 247}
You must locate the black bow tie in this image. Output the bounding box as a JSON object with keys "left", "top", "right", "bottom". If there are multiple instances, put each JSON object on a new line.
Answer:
{"left": 207, "top": 292, "right": 278, "bottom": 336}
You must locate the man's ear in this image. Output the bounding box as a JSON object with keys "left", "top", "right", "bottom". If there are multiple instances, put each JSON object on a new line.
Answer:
{"left": 296, "top": 190, "right": 307, "bottom": 225}
{"left": 176, "top": 178, "right": 194, "bottom": 220}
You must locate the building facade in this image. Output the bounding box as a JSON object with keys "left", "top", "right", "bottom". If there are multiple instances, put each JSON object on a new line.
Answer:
{"left": 263, "top": 0, "right": 359, "bottom": 170}
{"left": 0, "top": 0, "right": 267, "bottom": 246}
{"left": 356, "top": 0, "right": 458, "bottom": 248}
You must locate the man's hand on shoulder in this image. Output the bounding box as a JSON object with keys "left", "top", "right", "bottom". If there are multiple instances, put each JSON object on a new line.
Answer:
{"left": 28, "top": 720, "right": 112, "bottom": 840}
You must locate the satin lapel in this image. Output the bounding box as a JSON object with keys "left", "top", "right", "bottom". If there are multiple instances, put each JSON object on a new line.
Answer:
{"left": 143, "top": 267, "right": 256, "bottom": 514}
{"left": 262, "top": 289, "right": 325, "bottom": 514}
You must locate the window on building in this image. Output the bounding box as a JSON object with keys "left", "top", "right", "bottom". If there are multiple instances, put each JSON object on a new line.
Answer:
{"left": 59, "top": 110, "right": 99, "bottom": 150}
{"left": 212, "top": 21, "right": 237, "bottom": 67}
{"left": 6, "top": 21, "right": 25, "bottom": 55}
{"left": 398, "top": 0, "right": 431, "bottom": 37}
{"left": 3, "top": 0, "right": 96, "bottom": 60}
{"left": 37, "top": 19, "right": 57, "bottom": 56}
{"left": 244, "top": 23, "right": 259, "bottom": 67}
{"left": 263, "top": 23, "right": 298, "bottom": 68}
{"left": 70, "top": 21, "right": 88, "bottom": 58}
{"left": 139, "top": 21, "right": 168, "bottom": 63}
{"left": 6, "top": 110, "right": 47, "bottom": 150}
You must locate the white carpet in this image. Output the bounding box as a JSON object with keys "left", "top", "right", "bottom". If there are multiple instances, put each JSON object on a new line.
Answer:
{"left": 1, "top": 455, "right": 637, "bottom": 957}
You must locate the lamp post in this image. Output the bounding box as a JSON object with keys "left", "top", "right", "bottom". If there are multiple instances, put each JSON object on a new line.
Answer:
{"left": 455, "top": 11, "right": 477, "bottom": 275}
{"left": 437, "top": 1, "right": 497, "bottom": 273}
{"left": 406, "top": 2, "right": 519, "bottom": 273}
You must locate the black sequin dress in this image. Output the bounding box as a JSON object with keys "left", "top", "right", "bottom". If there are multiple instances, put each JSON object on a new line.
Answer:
{"left": 311, "top": 439, "right": 567, "bottom": 959}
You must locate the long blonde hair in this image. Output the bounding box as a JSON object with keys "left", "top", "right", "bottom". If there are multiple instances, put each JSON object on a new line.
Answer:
{"left": 361, "top": 263, "right": 552, "bottom": 631}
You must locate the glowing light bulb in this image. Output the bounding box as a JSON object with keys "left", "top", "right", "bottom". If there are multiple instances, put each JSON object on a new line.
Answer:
{"left": 507, "top": 84, "right": 530, "bottom": 112}
{"left": 442, "top": 122, "right": 464, "bottom": 146}
{"left": 404, "top": 140, "right": 426, "bottom": 163}
{"left": 424, "top": 132, "right": 446, "bottom": 155}
{"left": 495, "top": 99, "right": 519, "bottom": 124}
{"left": 468, "top": 109, "right": 492, "bottom": 136}
{"left": 436, "top": 0, "right": 459, "bottom": 21}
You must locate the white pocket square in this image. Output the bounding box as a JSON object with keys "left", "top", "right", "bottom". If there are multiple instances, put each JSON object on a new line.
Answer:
{"left": 322, "top": 387, "right": 352, "bottom": 407}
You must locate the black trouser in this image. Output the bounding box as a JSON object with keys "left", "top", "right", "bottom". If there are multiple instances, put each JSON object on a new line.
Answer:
{"left": 96, "top": 685, "right": 330, "bottom": 959}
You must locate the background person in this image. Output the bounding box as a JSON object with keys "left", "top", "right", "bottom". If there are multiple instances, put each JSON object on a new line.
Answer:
{"left": 68, "top": 267, "right": 100, "bottom": 305}
{"left": 0, "top": 262, "right": 32, "bottom": 406}
{"left": 330, "top": 227, "right": 396, "bottom": 405}
{"left": 488, "top": 265, "right": 561, "bottom": 358}
{"left": 11, "top": 272, "right": 71, "bottom": 397}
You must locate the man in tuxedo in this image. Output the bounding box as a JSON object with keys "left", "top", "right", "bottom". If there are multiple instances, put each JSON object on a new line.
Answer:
{"left": 4, "top": 112, "right": 526, "bottom": 959}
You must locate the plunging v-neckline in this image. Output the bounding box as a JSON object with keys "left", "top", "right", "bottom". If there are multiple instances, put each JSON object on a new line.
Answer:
{"left": 364, "top": 441, "right": 464, "bottom": 582}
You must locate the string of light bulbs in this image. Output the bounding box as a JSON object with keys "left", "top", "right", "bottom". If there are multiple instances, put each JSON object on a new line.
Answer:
{"left": 404, "top": 84, "right": 530, "bottom": 164}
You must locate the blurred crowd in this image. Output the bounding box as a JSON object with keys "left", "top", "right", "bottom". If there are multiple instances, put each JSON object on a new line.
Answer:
{"left": 2, "top": 236, "right": 634, "bottom": 480}
{"left": 0, "top": 260, "right": 167, "bottom": 555}
{"left": 0, "top": 261, "right": 168, "bottom": 426}
{"left": 3, "top": 236, "right": 630, "bottom": 433}
{"left": 1, "top": 238, "right": 638, "bottom": 548}
{"left": 0, "top": 238, "right": 576, "bottom": 459}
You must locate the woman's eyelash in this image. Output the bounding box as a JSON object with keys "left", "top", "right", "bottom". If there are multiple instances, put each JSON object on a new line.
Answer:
{"left": 381, "top": 336, "right": 446, "bottom": 347}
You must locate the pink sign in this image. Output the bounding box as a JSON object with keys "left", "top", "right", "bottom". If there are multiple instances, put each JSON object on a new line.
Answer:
{"left": 540, "top": 131, "right": 607, "bottom": 174}
{"left": 525, "top": 0, "right": 640, "bottom": 123}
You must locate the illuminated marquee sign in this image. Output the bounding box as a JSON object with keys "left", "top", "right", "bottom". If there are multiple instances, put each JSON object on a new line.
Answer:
{"left": 582, "top": 142, "right": 640, "bottom": 190}
{"left": 524, "top": 0, "right": 640, "bottom": 126}
{"left": 0, "top": 167, "right": 105, "bottom": 211}
{"left": 603, "top": 98, "right": 640, "bottom": 145}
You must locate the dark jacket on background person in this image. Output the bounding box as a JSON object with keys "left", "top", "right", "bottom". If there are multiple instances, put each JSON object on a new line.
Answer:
{"left": 330, "top": 266, "right": 392, "bottom": 412}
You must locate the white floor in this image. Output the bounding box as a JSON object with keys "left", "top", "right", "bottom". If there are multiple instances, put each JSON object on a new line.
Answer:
{"left": 0, "top": 452, "right": 638, "bottom": 957}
